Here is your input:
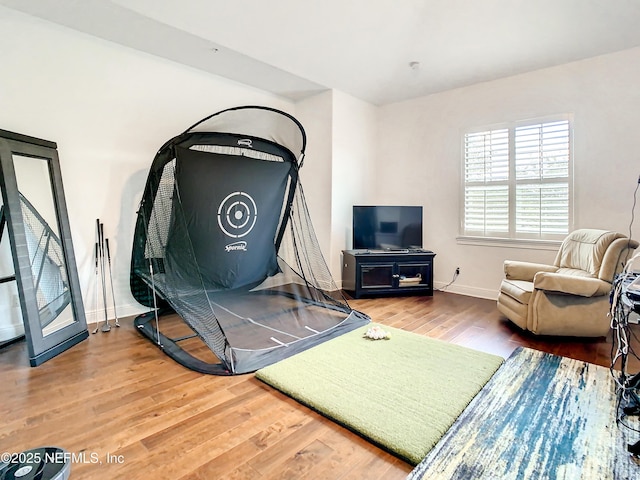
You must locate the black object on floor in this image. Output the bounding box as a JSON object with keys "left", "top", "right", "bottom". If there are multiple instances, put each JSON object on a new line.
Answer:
{"left": 0, "top": 447, "right": 71, "bottom": 480}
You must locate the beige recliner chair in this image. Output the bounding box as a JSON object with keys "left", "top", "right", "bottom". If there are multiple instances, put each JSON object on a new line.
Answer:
{"left": 497, "top": 229, "right": 638, "bottom": 337}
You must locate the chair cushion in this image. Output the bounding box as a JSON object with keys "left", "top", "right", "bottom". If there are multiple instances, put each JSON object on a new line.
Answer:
{"left": 555, "top": 267, "right": 595, "bottom": 278}
{"left": 500, "top": 279, "right": 533, "bottom": 305}
{"left": 555, "top": 229, "right": 625, "bottom": 276}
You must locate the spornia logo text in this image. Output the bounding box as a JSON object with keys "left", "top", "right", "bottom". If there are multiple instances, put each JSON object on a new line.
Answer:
{"left": 225, "top": 241, "right": 248, "bottom": 252}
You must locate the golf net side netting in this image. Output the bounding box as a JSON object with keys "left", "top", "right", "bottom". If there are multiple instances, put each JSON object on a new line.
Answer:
{"left": 130, "top": 106, "right": 369, "bottom": 374}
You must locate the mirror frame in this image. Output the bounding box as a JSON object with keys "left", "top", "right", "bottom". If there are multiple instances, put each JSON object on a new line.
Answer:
{"left": 0, "top": 129, "right": 88, "bottom": 366}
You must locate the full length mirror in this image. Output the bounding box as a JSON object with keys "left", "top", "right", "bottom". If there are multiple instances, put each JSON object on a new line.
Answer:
{"left": 0, "top": 129, "right": 88, "bottom": 366}
{"left": 13, "top": 154, "right": 75, "bottom": 336}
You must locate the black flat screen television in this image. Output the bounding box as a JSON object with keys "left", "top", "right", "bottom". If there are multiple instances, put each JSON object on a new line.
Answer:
{"left": 352, "top": 205, "right": 423, "bottom": 250}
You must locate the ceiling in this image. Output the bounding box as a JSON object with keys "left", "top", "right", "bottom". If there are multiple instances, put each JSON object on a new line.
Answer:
{"left": 3, "top": 0, "right": 640, "bottom": 105}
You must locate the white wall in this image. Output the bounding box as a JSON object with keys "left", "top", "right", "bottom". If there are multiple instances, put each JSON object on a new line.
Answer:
{"left": 296, "top": 90, "right": 378, "bottom": 280}
{"left": 0, "top": 7, "right": 294, "bottom": 329}
{"left": 377, "top": 47, "right": 640, "bottom": 299}
{"left": 295, "top": 91, "right": 334, "bottom": 258}
{"left": 330, "top": 91, "right": 377, "bottom": 275}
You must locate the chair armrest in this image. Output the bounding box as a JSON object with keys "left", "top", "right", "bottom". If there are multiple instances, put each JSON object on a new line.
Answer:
{"left": 504, "top": 260, "right": 557, "bottom": 281}
{"left": 533, "top": 272, "right": 611, "bottom": 297}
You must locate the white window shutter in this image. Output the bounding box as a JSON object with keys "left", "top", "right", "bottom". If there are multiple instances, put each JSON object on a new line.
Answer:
{"left": 463, "top": 118, "right": 571, "bottom": 239}
{"left": 463, "top": 130, "right": 509, "bottom": 235}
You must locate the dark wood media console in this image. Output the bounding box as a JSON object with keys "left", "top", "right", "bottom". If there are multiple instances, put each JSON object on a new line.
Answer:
{"left": 341, "top": 249, "right": 435, "bottom": 299}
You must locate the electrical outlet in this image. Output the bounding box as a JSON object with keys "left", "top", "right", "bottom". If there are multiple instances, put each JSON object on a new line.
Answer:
{"left": 455, "top": 267, "right": 460, "bottom": 275}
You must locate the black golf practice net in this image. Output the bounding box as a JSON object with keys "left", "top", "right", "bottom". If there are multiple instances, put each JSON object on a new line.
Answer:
{"left": 130, "top": 106, "right": 369, "bottom": 374}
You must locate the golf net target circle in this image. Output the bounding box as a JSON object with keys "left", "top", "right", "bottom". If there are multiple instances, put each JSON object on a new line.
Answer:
{"left": 217, "top": 191, "right": 258, "bottom": 238}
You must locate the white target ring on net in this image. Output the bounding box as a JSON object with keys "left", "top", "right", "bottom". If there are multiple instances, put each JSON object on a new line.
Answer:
{"left": 217, "top": 191, "right": 258, "bottom": 238}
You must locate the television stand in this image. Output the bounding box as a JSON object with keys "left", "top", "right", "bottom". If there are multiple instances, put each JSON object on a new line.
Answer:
{"left": 342, "top": 249, "right": 435, "bottom": 299}
{"left": 359, "top": 248, "right": 410, "bottom": 255}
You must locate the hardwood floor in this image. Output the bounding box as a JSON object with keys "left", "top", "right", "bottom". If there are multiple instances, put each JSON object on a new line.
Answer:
{"left": 1, "top": 292, "right": 638, "bottom": 479}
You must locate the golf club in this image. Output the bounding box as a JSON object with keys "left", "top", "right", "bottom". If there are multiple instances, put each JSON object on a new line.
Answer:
{"left": 98, "top": 220, "right": 110, "bottom": 332}
{"left": 105, "top": 238, "right": 120, "bottom": 327}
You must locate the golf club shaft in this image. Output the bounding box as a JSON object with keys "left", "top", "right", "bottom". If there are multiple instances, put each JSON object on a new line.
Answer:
{"left": 105, "top": 238, "right": 119, "bottom": 326}
{"left": 97, "top": 220, "right": 110, "bottom": 330}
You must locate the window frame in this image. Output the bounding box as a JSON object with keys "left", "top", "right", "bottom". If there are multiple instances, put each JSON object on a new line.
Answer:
{"left": 459, "top": 114, "right": 574, "bottom": 248}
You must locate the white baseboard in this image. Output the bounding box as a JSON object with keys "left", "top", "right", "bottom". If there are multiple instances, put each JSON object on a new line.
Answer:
{"left": 84, "top": 302, "right": 149, "bottom": 324}
{"left": 0, "top": 323, "right": 25, "bottom": 342}
{"left": 433, "top": 282, "right": 498, "bottom": 301}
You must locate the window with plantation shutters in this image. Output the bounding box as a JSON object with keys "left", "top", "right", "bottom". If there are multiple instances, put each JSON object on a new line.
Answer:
{"left": 462, "top": 117, "right": 572, "bottom": 241}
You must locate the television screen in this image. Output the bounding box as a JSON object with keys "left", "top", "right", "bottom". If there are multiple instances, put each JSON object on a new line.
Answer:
{"left": 353, "top": 205, "right": 423, "bottom": 250}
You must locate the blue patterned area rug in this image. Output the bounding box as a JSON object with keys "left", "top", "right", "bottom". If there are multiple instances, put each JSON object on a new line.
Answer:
{"left": 407, "top": 347, "right": 640, "bottom": 480}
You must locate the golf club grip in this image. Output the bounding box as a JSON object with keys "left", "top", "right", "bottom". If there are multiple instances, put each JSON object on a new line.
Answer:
{"left": 95, "top": 242, "right": 99, "bottom": 269}
{"left": 96, "top": 219, "right": 102, "bottom": 255}
{"left": 105, "top": 238, "right": 111, "bottom": 263}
